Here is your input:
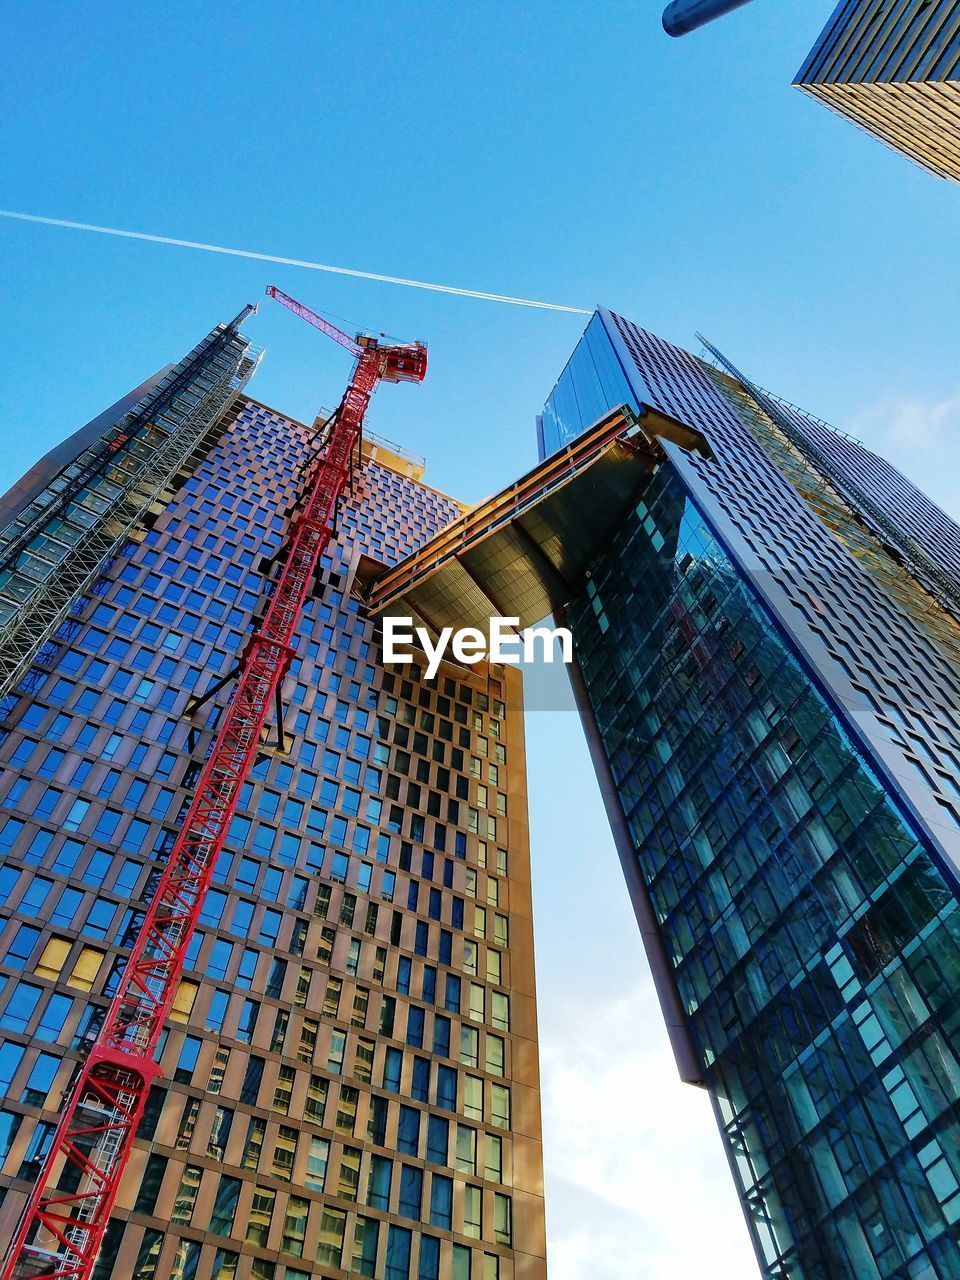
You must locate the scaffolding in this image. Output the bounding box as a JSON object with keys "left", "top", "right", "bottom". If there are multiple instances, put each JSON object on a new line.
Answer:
{"left": 0, "top": 311, "right": 261, "bottom": 703}
{"left": 697, "top": 339, "right": 960, "bottom": 667}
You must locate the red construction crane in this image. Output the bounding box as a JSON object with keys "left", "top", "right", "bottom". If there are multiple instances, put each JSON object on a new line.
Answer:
{"left": 1, "top": 290, "right": 427, "bottom": 1280}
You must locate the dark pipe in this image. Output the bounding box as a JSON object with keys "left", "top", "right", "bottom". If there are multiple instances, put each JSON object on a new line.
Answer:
{"left": 662, "top": 0, "right": 756, "bottom": 36}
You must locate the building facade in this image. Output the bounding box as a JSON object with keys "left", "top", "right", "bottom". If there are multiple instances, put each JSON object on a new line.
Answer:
{"left": 538, "top": 309, "right": 960, "bottom": 1278}
{"left": 0, "top": 320, "right": 546, "bottom": 1280}
{"left": 795, "top": 0, "right": 960, "bottom": 181}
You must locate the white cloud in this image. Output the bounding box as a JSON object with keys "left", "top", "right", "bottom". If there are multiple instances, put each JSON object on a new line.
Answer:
{"left": 539, "top": 982, "right": 760, "bottom": 1280}
{"left": 851, "top": 390, "right": 960, "bottom": 456}
{"left": 844, "top": 391, "right": 960, "bottom": 519}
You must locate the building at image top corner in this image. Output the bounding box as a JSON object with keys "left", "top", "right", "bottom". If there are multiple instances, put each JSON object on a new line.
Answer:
{"left": 539, "top": 307, "right": 960, "bottom": 1279}
{"left": 0, "top": 310, "right": 546, "bottom": 1280}
{"left": 795, "top": 0, "right": 960, "bottom": 181}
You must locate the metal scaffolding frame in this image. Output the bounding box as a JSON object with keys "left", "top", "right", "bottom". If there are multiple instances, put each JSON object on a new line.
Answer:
{"left": 698, "top": 344, "right": 960, "bottom": 667}
{"left": 0, "top": 317, "right": 261, "bottom": 703}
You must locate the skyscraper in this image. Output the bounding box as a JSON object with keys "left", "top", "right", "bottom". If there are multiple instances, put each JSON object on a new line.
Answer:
{"left": 661, "top": 0, "right": 960, "bottom": 181}
{"left": 0, "top": 315, "right": 546, "bottom": 1280}
{"left": 374, "top": 308, "right": 960, "bottom": 1278}
{"left": 795, "top": 0, "right": 960, "bottom": 180}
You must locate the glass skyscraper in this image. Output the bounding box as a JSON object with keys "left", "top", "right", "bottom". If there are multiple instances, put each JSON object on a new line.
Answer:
{"left": 535, "top": 308, "right": 960, "bottom": 1278}
{"left": 0, "top": 315, "right": 546, "bottom": 1280}
{"left": 795, "top": 0, "right": 960, "bottom": 181}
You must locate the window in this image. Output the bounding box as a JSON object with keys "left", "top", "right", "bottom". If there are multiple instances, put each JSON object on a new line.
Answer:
{"left": 212, "top": 1250, "right": 239, "bottom": 1279}
{"left": 245, "top": 1187, "right": 276, "bottom": 1247}
{"left": 273, "top": 1125, "right": 298, "bottom": 1180}
{"left": 368, "top": 1094, "right": 388, "bottom": 1146}
{"left": 133, "top": 1228, "right": 163, "bottom": 1280}
{"left": 491, "top": 992, "right": 510, "bottom": 1031}
{"left": 0, "top": 983, "right": 41, "bottom": 1033}
{"left": 352, "top": 1216, "right": 379, "bottom": 1278}
{"left": 433, "top": 1015, "right": 451, "bottom": 1059}
{"left": 306, "top": 1135, "right": 330, "bottom": 1191}
{"left": 35, "top": 936, "right": 70, "bottom": 982}
{"left": 316, "top": 1207, "right": 346, "bottom": 1267}
{"left": 426, "top": 1114, "right": 448, "bottom": 1164}
{"left": 316, "top": 926, "right": 335, "bottom": 966}
{"left": 492, "top": 1083, "right": 511, "bottom": 1130}
{"left": 240, "top": 1056, "right": 264, "bottom": 1105}
{"left": 339, "top": 1145, "right": 362, "bottom": 1200}
{"left": 201, "top": 1039, "right": 225, "bottom": 1096}
{"left": 367, "top": 1153, "right": 392, "bottom": 1210}
{"left": 350, "top": 988, "right": 371, "bottom": 1029}
{"left": 241, "top": 1117, "right": 266, "bottom": 1172}
{"left": 397, "top": 1163, "right": 423, "bottom": 1221}
{"left": 328, "top": 1029, "right": 346, "bottom": 1074}
{"left": 464, "top": 1075, "right": 483, "bottom": 1121}
{"left": 411, "top": 1056, "right": 430, "bottom": 1102}
{"left": 385, "top": 1225, "right": 412, "bottom": 1280}
{"left": 0, "top": 1042, "right": 25, "bottom": 1095}
{"left": 485, "top": 1133, "right": 503, "bottom": 1183}
{"left": 445, "top": 973, "right": 461, "bottom": 1012}
{"left": 486, "top": 1035, "right": 505, "bottom": 1077}
{"left": 406, "top": 1006, "right": 425, "bottom": 1048}
{"left": 460, "top": 1026, "right": 480, "bottom": 1069}
{"left": 208, "top": 1105, "right": 233, "bottom": 1159}
{"left": 174, "top": 1035, "right": 201, "bottom": 1084}
{"left": 134, "top": 1153, "right": 167, "bottom": 1214}
{"left": 305, "top": 1075, "right": 328, "bottom": 1124}
{"left": 205, "top": 989, "right": 229, "bottom": 1032}
{"left": 273, "top": 1064, "right": 295, "bottom": 1114}
{"left": 21, "top": 1052, "right": 59, "bottom": 1106}
{"left": 464, "top": 1184, "right": 482, "bottom": 1238}
{"left": 383, "top": 1046, "right": 402, "bottom": 1092}
{"left": 436, "top": 1064, "right": 457, "bottom": 1111}
{"left": 171, "top": 1164, "right": 202, "bottom": 1225}
{"left": 299, "top": 1017, "right": 319, "bottom": 1063}
{"left": 418, "top": 1235, "right": 441, "bottom": 1280}
{"left": 494, "top": 1192, "right": 513, "bottom": 1245}
{"left": 282, "top": 1196, "right": 309, "bottom": 1257}
{"left": 5, "top": 924, "right": 40, "bottom": 968}
{"left": 429, "top": 1174, "right": 452, "bottom": 1229}
{"left": 336, "top": 1084, "right": 359, "bottom": 1136}
{"left": 456, "top": 1124, "right": 477, "bottom": 1175}
{"left": 397, "top": 1104, "right": 420, "bottom": 1156}
{"left": 271, "top": 1003, "right": 289, "bottom": 1054}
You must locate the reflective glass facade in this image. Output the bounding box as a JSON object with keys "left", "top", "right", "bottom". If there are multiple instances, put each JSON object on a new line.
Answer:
{"left": 535, "top": 312, "right": 635, "bottom": 460}
{"left": 794, "top": 0, "right": 960, "bottom": 181}
{"left": 0, "top": 355, "right": 546, "bottom": 1279}
{"left": 544, "top": 310, "right": 960, "bottom": 1278}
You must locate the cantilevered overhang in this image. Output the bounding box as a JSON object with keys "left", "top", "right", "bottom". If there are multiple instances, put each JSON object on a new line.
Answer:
{"left": 364, "top": 403, "right": 712, "bottom": 633}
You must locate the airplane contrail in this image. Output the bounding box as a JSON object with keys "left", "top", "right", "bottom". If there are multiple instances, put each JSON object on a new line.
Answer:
{"left": 0, "top": 210, "right": 592, "bottom": 315}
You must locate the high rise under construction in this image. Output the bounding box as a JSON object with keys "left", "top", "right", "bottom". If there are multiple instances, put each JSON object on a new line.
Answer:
{"left": 0, "top": 308, "right": 546, "bottom": 1280}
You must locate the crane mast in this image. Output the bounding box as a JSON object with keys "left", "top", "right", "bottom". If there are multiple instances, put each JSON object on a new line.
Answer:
{"left": 1, "top": 292, "right": 427, "bottom": 1280}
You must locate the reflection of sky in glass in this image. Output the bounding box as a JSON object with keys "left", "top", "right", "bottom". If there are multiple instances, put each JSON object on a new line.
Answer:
{"left": 569, "top": 462, "right": 960, "bottom": 1279}
{"left": 538, "top": 313, "right": 636, "bottom": 459}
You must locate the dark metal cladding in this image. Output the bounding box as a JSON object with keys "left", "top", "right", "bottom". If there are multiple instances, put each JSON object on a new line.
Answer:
{"left": 662, "top": 0, "right": 757, "bottom": 36}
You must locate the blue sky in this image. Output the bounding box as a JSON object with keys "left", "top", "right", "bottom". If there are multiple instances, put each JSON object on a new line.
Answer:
{"left": 2, "top": 3, "right": 959, "bottom": 1276}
